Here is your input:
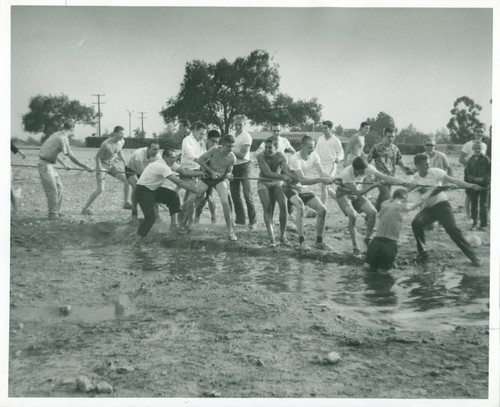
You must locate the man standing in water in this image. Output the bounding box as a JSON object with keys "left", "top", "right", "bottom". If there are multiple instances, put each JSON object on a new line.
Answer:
{"left": 81, "top": 126, "right": 131, "bottom": 215}
{"left": 344, "top": 121, "right": 370, "bottom": 166}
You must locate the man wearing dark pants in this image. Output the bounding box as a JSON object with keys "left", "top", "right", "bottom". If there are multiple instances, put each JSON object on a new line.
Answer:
{"left": 409, "top": 153, "right": 483, "bottom": 266}
{"left": 133, "top": 148, "right": 202, "bottom": 246}
{"left": 230, "top": 114, "right": 256, "bottom": 229}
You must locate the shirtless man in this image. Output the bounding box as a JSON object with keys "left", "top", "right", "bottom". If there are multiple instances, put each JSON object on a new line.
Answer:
{"left": 285, "top": 136, "right": 334, "bottom": 250}
{"left": 81, "top": 126, "right": 131, "bottom": 215}
{"left": 184, "top": 134, "right": 238, "bottom": 241}
{"left": 256, "top": 137, "right": 294, "bottom": 246}
{"left": 344, "top": 121, "right": 370, "bottom": 166}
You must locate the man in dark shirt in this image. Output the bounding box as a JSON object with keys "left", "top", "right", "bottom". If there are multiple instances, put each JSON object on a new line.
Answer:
{"left": 464, "top": 141, "right": 490, "bottom": 230}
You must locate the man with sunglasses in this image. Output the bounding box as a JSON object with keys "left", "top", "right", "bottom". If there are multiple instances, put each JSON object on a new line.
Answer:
{"left": 423, "top": 137, "right": 453, "bottom": 176}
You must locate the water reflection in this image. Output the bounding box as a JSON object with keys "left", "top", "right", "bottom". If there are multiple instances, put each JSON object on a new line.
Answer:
{"left": 362, "top": 271, "right": 397, "bottom": 307}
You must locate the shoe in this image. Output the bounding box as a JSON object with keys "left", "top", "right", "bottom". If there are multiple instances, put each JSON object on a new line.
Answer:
{"left": 471, "top": 258, "right": 482, "bottom": 267}
{"left": 299, "top": 241, "right": 311, "bottom": 250}
{"left": 249, "top": 222, "right": 256, "bottom": 231}
{"left": 229, "top": 232, "right": 238, "bottom": 241}
{"left": 315, "top": 241, "right": 332, "bottom": 250}
{"left": 268, "top": 242, "right": 277, "bottom": 247}
{"left": 123, "top": 202, "right": 133, "bottom": 210}
{"left": 478, "top": 225, "right": 487, "bottom": 231}
{"left": 81, "top": 208, "right": 93, "bottom": 215}
{"left": 470, "top": 223, "right": 477, "bottom": 231}
{"left": 48, "top": 213, "right": 59, "bottom": 220}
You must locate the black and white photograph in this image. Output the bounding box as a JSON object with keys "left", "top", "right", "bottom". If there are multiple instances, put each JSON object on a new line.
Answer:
{"left": 2, "top": 1, "right": 499, "bottom": 406}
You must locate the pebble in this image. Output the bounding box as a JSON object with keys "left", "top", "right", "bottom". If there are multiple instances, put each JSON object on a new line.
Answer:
{"left": 256, "top": 359, "right": 265, "bottom": 367}
{"left": 117, "top": 366, "right": 135, "bottom": 373}
{"left": 76, "top": 375, "right": 93, "bottom": 392}
{"left": 59, "top": 305, "right": 71, "bottom": 315}
{"left": 325, "top": 351, "right": 341, "bottom": 365}
{"left": 15, "top": 350, "right": 22, "bottom": 357}
{"left": 18, "top": 322, "right": 24, "bottom": 329}
{"left": 96, "top": 381, "right": 113, "bottom": 394}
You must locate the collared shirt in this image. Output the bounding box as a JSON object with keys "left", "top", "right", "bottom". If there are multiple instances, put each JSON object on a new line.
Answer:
{"left": 138, "top": 160, "right": 175, "bottom": 191}
{"left": 368, "top": 142, "right": 402, "bottom": 176}
{"left": 127, "top": 147, "right": 161, "bottom": 175}
{"left": 39, "top": 131, "right": 71, "bottom": 162}
{"left": 181, "top": 134, "right": 206, "bottom": 170}
{"left": 315, "top": 134, "right": 344, "bottom": 166}
{"left": 288, "top": 151, "right": 321, "bottom": 193}
{"left": 410, "top": 168, "right": 447, "bottom": 209}
{"left": 233, "top": 130, "right": 252, "bottom": 165}
{"left": 256, "top": 136, "right": 293, "bottom": 155}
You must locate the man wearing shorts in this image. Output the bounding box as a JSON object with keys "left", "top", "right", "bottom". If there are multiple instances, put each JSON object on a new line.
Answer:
{"left": 344, "top": 121, "right": 370, "bottom": 166}
{"left": 256, "top": 137, "right": 294, "bottom": 246}
{"left": 38, "top": 122, "right": 93, "bottom": 219}
{"left": 125, "top": 140, "right": 161, "bottom": 219}
{"left": 285, "top": 135, "right": 334, "bottom": 250}
{"left": 133, "top": 148, "right": 204, "bottom": 246}
{"left": 81, "top": 126, "right": 131, "bottom": 215}
{"left": 335, "top": 156, "right": 409, "bottom": 256}
{"left": 314, "top": 120, "right": 344, "bottom": 204}
{"left": 185, "top": 134, "right": 237, "bottom": 241}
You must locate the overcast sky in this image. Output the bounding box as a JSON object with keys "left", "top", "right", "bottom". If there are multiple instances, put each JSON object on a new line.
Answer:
{"left": 9, "top": 5, "right": 493, "bottom": 139}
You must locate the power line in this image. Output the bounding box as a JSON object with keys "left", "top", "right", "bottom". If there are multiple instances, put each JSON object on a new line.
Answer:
{"left": 92, "top": 94, "right": 105, "bottom": 137}
{"left": 137, "top": 112, "right": 147, "bottom": 135}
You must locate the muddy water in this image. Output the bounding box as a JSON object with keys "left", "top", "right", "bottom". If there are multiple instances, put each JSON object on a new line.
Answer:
{"left": 13, "top": 246, "right": 489, "bottom": 332}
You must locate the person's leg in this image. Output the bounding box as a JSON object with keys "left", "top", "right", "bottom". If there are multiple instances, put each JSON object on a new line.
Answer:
{"left": 128, "top": 175, "right": 139, "bottom": 216}
{"left": 289, "top": 195, "right": 306, "bottom": 247}
{"left": 207, "top": 190, "right": 217, "bottom": 223}
{"left": 436, "top": 201, "right": 480, "bottom": 264}
{"left": 215, "top": 181, "right": 236, "bottom": 240}
{"left": 320, "top": 183, "right": 328, "bottom": 205}
{"left": 337, "top": 196, "right": 360, "bottom": 253}
{"left": 230, "top": 165, "right": 245, "bottom": 224}
{"left": 258, "top": 187, "right": 275, "bottom": 245}
{"left": 357, "top": 199, "right": 377, "bottom": 244}
{"left": 82, "top": 173, "right": 105, "bottom": 213}
{"left": 38, "top": 161, "right": 59, "bottom": 219}
{"left": 469, "top": 191, "right": 479, "bottom": 228}
{"left": 112, "top": 171, "right": 131, "bottom": 208}
{"left": 411, "top": 206, "right": 439, "bottom": 259}
{"left": 375, "top": 185, "right": 391, "bottom": 212}
{"left": 54, "top": 171, "right": 64, "bottom": 214}
{"left": 465, "top": 193, "right": 471, "bottom": 219}
{"left": 240, "top": 162, "right": 256, "bottom": 226}
{"left": 274, "top": 187, "right": 288, "bottom": 243}
{"left": 194, "top": 192, "right": 208, "bottom": 224}
{"left": 305, "top": 196, "right": 328, "bottom": 248}
{"left": 479, "top": 190, "right": 488, "bottom": 228}
{"left": 135, "top": 185, "right": 157, "bottom": 243}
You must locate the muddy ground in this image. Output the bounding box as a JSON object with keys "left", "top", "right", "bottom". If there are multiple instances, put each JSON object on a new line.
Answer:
{"left": 7, "top": 148, "right": 492, "bottom": 400}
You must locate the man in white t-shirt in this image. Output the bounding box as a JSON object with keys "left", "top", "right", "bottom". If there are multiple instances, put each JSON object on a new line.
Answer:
{"left": 315, "top": 120, "right": 344, "bottom": 204}
{"left": 408, "top": 153, "right": 483, "bottom": 266}
{"left": 335, "top": 156, "right": 409, "bottom": 256}
{"left": 133, "top": 148, "right": 204, "bottom": 246}
{"left": 458, "top": 124, "right": 487, "bottom": 219}
{"left": 255, "top": 122, "right": 296, "bottom": 156}
{"left": 284, "top": 135, "right": 334, "bottom": 250}
{"left": 81, "top": 126, "right": 131, "bottom": 215}
{"left": 125, "top": 140, "right": 161, "bottom": 219}
{"left": 229, "top": 114, "right": 256, "bottom": 228}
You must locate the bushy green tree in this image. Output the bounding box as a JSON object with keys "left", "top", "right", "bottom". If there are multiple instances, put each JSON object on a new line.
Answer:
{"left": 366, "top": 112, "right": 396, "bottom": 145}
{"left": 446, "top": 96, "right": 483, "bottom": 144}
{"left": 22, "top": 94, "right": 95, "bottom": 142}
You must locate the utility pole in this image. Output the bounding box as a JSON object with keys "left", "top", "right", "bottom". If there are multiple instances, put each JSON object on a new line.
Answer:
{"left": 137, "top": 112, "right": 147, "bottom": 137}
{"left": 92, "top": 94, "right": 105, "bottom": 137}
{"left": 126, "top": 109, "right": 134, "bottom": 138}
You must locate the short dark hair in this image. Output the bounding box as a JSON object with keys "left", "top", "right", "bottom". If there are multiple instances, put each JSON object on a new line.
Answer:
{"left": 62, "top": 122, "right": 73, "bottom": 131}
{"left": 360, "top": 121, "right": 370, "bottom": 129}
{"left": 179, "top": 119, "right": 191, "bottom": 128}
{"left": 383, "top": 127, "right": 395, "bottom": 136}
{"left": 413, "top": 153, "right": 429, "bottom": 166}
{"left": 113, "top": 126, "right": 124, "bottom": 133}
{"left": 352, "top": 156, "right": 368, "bottom": 171}
{"left": 193, "top": 121, "right": 207, "bottom": 131}
{"left": 222, "top": 134, "right": 235, "bottom": 144}
{"left": 322, "top": 120, "right": 333, "bottom": 129}
{"left": 147, "top": 139, "right": 160, "bottom": 148}
{"left": 265, "top": 137, "right": 278, "bottom": 148}
{"left": 207, "top": 129, "right": 221, "bottom": 140}
{"left": 474, "top": 124, "right": 485, "bottom": 130}
{"left": 271, "top": 122, "right": 280, "bottom": 128}
{"left": 301, "top": 135, "right": 314, "bottom": 146}
{"left": 162, "top": 148, "right": 178, "bottom": 159}
{"left": 392, "top": 188, "right": 408, "bottom": 200}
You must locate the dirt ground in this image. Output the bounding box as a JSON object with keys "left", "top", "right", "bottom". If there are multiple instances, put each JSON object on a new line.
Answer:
{"left": 7, "top": 148, "right": 491, "bottom": 400}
